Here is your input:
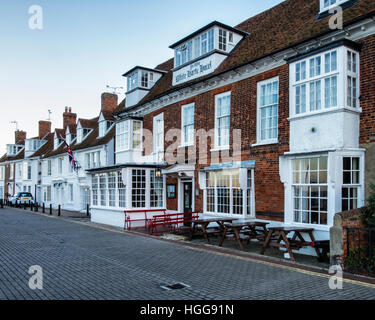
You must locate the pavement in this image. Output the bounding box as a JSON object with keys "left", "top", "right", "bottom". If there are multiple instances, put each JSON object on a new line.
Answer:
{"left": 0, "top": 206, "right": 375, "bottom": 300}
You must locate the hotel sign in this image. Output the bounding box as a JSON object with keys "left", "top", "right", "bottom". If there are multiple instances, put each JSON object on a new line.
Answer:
{"left": 172, "top": 53, "right": 227, "bottom": 86}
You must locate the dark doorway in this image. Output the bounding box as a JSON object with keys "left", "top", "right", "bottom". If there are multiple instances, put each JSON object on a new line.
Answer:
{"left": 183, "top": 181, "right": 193, "bottom": 226}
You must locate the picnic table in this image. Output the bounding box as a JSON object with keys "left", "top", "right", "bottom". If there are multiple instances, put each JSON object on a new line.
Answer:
{"left": 218, "top": 221, "right": 269, "bottom": 251}
{"left": 260, "top": 226, "right": 323, "bottom": 262}
{"left": 189, "top": 218, "right": 238, "bottom": 244}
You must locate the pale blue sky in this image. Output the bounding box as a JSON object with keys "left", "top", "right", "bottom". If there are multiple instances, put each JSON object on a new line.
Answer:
{"left": 0, "top": 0, "right": 283, "bottom": 154}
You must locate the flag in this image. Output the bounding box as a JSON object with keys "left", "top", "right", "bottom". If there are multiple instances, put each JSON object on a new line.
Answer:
{"left": 60, "top": 135, "right": 79, "bottom": 172}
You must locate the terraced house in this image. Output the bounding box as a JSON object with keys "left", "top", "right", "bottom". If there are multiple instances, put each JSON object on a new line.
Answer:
{"left": 87, "top": 0, "right": 375, "bottom": 253}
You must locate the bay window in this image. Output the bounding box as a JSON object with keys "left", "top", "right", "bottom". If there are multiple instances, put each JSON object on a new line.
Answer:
{"left": 116, "top": 120, "right": 129, "bottom": 151}
{"left": 292, "top": 156, "right": 328, "bottom": 225}
{"left": 132, "top": 121, "right": 142, "bottom": 150}
{"left": 181, "top": 103, "right": 195, "bottom": 146}
{"left": 132, "top": 169, "right": 146, "bottom": 208}
{"left": 116, "top": 120, "right": 142, "bottom": 152}
{"left": 90, "top": 168, "right": 165, "bottom": 210}
{"left": 108, "top": 172, "right": 116, "bottom": 207}
{"left": 342, "top": 157, "right": 360, "bottom": 211}
{"left": 257, "top": 77, "right": 279, "bottom": 143}
{"left": 92, "top": 175, "right": 99, "bottom": 206}
{"left": 205, "top": 169, "right": 252, "bottom": 216}
{"left": 99, "top": 174, "right": 107, "bottom": 206}
{"left": 290, "top": 45, "right": 359, "bottom": 117}
{"left": 215, "top": 92, "right": 231, "bottom": 149}
{"left": 118, "top": 171, "right": 126, "bottom": 208}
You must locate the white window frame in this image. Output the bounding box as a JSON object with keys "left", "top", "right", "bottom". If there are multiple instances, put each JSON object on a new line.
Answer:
{"left": 181, "top": 103, "right": 195, "bottom": 147}
{"left": 99, "top": 120, "right": 107, "bottom": 138}
{"left": 255, "top": 77, "right": 279, "bottom": 146}
{"left": 290, "top": 46, "right": 360, "bottom": 119}
{"left": 116, "top": 120, "right": 130, "bottom": 152}
{"left": 132, "top": 120, "right": 143, "bottom": 151}
{"left": 214, "top": 91, "right": 231, "bottom": 150}
{"left": 153, "top": 113, "right": 164, "bottom": 154}
{"left": 320, "top": 0, "right": 350, "bottom": 12}
{"left": 204, "top": 169, "right": 254, "bottom": 218}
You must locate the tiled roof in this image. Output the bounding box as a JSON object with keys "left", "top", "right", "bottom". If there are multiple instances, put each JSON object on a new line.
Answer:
{"left": 0, "top": 149, "right": 25, "bottom": 163}
{"left": 29, "top": 133, "right": 54, "bottom": 158}
{"left": 118, "top": 0, "right": 375, "bottom": 113}
{"left": 67, "top": 124, "right": 77, "bottom": 135}
{"left": 114, "top": 99, "right": 125, "bottom": 115}
{"left": 101, "top": 110, "right": 116, "bottom": 121}
{"left": 72, "top": 126, "right": 115, "bottom": 152}
{"left": 78, "top": 118, "right": 98, "bottom": 129}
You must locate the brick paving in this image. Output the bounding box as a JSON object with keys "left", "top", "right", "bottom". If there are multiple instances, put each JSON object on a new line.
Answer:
{"left": 0, "top": 207, "right": 374, "bottom": 300}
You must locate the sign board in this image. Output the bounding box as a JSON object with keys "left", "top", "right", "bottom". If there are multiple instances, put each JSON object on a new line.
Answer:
{"left": 172, "top": 53, "right": 227, "bottom": 86}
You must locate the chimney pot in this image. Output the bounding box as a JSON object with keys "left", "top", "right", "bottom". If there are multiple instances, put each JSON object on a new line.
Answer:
{"left": 63, "top": 108, "right": 77, "bottom": 130}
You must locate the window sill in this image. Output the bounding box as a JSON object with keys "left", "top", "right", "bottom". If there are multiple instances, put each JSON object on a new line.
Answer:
{"left": 288, "top": 106, "right": 362, "bottom": 121}
{"left": 178, "top": 144, "right": 195, "bottom": 149}
{"left": 210, "top": 146, "right": 230, "bottom": 152}
{"left": 251, "top": 140, "right": 278, "bottom": 147}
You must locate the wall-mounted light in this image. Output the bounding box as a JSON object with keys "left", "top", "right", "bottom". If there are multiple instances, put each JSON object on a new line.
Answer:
{"left": 156, "top": 168, "right": 162, "bottom": 178}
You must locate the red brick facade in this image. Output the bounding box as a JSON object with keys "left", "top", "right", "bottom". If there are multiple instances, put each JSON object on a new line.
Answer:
{"left": 358, "top": 34, "right": 375, "bottom": 144}
{"left": 142, "top": 66, "right": 290, "bottom": 219}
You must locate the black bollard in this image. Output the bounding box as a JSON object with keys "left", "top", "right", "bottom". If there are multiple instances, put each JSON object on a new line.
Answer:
{"left": 86, "top": 204, "right": 90, "bottom": 217}
{"left": 0, "top": 199, "right": 3, "bottom": 209}
{"left": 30, "top": 202, "right": 33, "bottom": 211}
{"left": 24, "top": 202, "right": 27, "bottom": 210}
{"left": 49, "top": 204, "right": 52, "bottom": 215}
{"left": 35, "top": 203, "right": 38, "bottom": 212}
{"left": 58, "top": 205, "right": 61, "bottom": 217}
{"left": 42, "top": 203, "right": 45, "bottom": 214}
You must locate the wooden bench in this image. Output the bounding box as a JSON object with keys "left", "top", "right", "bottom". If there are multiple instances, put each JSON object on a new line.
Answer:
{"left": 149, "top": 212, "right": 200, "bottom": 235}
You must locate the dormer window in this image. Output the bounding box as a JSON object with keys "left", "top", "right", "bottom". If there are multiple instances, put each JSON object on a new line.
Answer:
{"left": 175, "top": 29, "right": 214, "bottom": 68}
{"left": 99, "top": 120, "right": 113, "bottom": 138}
{"left": 170, "top": 21, "right": 247, "bottom": 85}
{"left": 318, "top": 0, "right": 357, "bottom": 16}
{"left": 6, "top": 144, "right": 23, "bottom": 156}
{"left": 127, "top": 72, "right": 138, "bottom": 91}
{"left": 77, "top": 128, "right": 91, "bottom": 144}
{"left": 54, "top": 136, "right": 64, "bottom": 150}
{"left": 141, "top": 71, "right": 149, "bottom": 88}
{"left": 123, "top": 67, "right": 166, "bottom": 108}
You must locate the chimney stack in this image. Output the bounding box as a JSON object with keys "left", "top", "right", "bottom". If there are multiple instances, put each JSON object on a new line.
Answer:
{"left": 63, "top": 107, "right": 77, "bottom": 130}
{"left": 101, "top": 93, "right": 118, "bottom": 113}
{"left": 15, "top": 130, "right": 27, "bottom": 145}
{"left": 39, "top": 121, "right": 51, "bottom": 139}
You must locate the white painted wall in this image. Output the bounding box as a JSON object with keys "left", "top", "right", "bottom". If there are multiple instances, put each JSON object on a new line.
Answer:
{"left": 289, "top": 108, "right": 360, "bottom": 153}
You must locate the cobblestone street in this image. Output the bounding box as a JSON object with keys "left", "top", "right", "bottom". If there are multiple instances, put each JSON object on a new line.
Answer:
{"left": 0, "top": 207, "right": 374, "bottom": 300}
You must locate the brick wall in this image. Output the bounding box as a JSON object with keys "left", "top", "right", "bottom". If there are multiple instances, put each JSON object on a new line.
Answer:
{"left": 143, "top": 65, "right": 289, "bottom": 218}
{"left": 358, "top": 33, "right": 375, "bottom": 144}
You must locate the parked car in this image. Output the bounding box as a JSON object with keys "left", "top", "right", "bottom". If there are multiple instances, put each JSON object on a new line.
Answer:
{"left": 10, "top": 192, "right": 34, "bottom": 206}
